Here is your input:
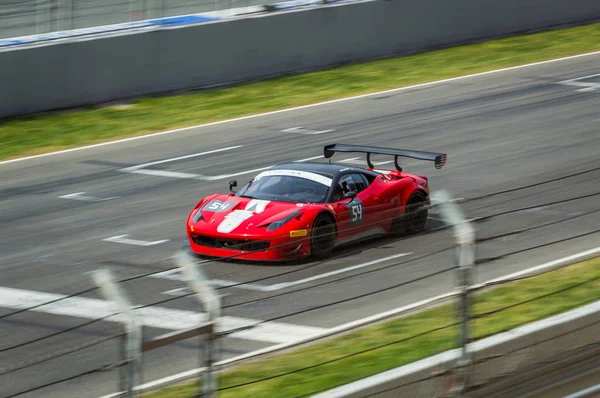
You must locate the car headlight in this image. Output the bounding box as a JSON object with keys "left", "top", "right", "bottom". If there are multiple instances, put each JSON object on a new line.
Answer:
{"left": 267, "top": 210, "right": 302, "bottom": 231}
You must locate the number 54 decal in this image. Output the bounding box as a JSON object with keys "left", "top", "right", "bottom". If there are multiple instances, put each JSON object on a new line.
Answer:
{"left": 350, "top": 199, "right": 364, "bottom": 225}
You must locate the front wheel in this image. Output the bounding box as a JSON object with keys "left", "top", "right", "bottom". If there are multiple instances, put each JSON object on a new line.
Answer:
{"left": 310, "top": 214, "right": 336, "bottom": 258}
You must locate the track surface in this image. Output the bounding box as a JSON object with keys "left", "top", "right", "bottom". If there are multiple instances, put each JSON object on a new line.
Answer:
{"left": 1, "top": 54, "right": 600, "bottom": 398}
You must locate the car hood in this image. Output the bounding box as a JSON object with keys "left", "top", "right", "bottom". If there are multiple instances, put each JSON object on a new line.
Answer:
{"left": 193, "top": 195, "right": 308, "bottom": 234}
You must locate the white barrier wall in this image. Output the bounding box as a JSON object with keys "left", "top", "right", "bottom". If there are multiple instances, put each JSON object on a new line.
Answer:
{"left": 1, "top": 0, "right": 599, "bottom": 118}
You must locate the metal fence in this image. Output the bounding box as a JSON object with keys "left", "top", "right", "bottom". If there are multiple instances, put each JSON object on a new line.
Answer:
{"left": 0, "top": 0, "right": 270, "bottom": 39}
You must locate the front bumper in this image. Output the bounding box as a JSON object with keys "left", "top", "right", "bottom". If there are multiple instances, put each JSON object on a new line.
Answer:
{"left": 187, "top": 230, "right": 312, "bottom": 261}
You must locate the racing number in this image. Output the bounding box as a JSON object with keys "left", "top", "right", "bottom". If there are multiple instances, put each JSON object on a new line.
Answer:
{"left": 349, "top": 199, "right": 364, "bottom": 225}
{"left": 205, "top": 200, "right": 235, "bottom": 212}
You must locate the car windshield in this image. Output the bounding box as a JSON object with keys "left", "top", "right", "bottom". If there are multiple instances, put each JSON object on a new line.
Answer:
{"left": 236, "top": 170, "right": 332, "bottom": 203}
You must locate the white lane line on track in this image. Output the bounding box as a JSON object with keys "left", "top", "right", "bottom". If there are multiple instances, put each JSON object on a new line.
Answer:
{"left": 294, "top": 155, "right": 324, "bottom": 162}
{"left": 281, "top": 127, "right": 334, "bottom": 135}
{"left": 97, "top": 245, "right": 600, "bottom": 398}
{"left": 162, "top": 287, "right": 231, "bottom": 298}
{"left": 120, "top": 146, "right": 243, "bottom": 171}
{"left": 102, "top": 235, "right": 170, "bottom": 247}
{"left": 123, "top": 169, "right": 201, "bottom": 179}
{"left": 0, "top": 287, "right": 325, "bottom": 344}
{"left": 119, "top": 145, "right": 248, "bottom": 180}
{"left": 59, "top": 192, "right": 118, "bottom": 202}
{"left": 119, "top": 150, "right": 364, "bottom": 181}
{"left": 3, "top": 50, "right": 600, "bottom": 167}
{"left": 120, "top": 150, "right": 405, "bottom": 181}
{"left": 153, "top": 252, "right": 412, "bottom": 292}
{"left": 557, "top": 73, "right": 600, "bottom": 92}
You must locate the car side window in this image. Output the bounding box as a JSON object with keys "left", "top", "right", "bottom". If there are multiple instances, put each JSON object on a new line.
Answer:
{"left": 333, "top": 173, "right": 368, "bottom": 202}
{"left": 350, "top": 174, "right": 368, "bottom": 193}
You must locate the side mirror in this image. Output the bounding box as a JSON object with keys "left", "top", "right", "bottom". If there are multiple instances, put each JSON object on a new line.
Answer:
{"left": 344, "top": 190, "right": 357, "bottom": 199}
{"left": 229, "top": 180, "right": 238, "bottom": 192}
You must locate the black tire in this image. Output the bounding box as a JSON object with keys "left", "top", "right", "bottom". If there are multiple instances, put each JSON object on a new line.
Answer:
{"left": 310, "top": 213, "right": 336, "bottom": 258}
{"left": 404, "top": 191, "right": 429, "bottom": 234}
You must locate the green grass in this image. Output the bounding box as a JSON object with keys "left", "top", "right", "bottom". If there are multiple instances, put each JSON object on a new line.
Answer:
{"left": 2, "top": 22, "right": 600, "bottom": 161}
{"left": 146, "top": 256, "right": 600, "bottom": 398}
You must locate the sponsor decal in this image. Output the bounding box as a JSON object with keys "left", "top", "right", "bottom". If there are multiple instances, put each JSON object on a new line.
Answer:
{"left": 254, "top": 169, "right": 333, "bottom": 186}
{"left": 290, "top": 229, "right": 308, "bottom": 237}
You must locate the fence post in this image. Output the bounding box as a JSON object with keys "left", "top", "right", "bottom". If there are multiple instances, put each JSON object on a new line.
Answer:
{"left": 434, "top": 190, "right": 475, "bottom": 395}
{"left": 92, "top": 268, "right": 142, "bottom": 398}
{"left": 175, "top": 251, "right": 221, "bottom": 398}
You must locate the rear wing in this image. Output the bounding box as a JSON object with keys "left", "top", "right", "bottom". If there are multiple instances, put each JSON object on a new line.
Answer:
{"left": 323, "top": 144, "right": 447, "bottom": 171}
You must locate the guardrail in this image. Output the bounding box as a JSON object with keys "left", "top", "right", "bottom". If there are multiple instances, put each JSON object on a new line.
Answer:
{"left": 0, "top": 0, "right": 354, "bottom": 46}
{"left": 313, "top": 300, "right": 600, "bottom": 398}
{"left": 0, "top": 0, "right": 268, "bottom": 39}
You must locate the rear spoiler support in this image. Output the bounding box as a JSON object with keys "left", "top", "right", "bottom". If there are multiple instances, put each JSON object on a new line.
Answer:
{"left": 324, "top": 144, "right": 447, "bottom": 171}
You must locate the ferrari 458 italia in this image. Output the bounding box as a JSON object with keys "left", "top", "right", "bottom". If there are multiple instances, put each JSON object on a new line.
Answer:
{"left": 186, "top": 144, "right": 447, "bottom": 261}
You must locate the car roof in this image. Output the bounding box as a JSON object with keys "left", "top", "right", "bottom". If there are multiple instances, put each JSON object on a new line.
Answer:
{"left": 270, "top": 161, "right": 370, "bottom": 181}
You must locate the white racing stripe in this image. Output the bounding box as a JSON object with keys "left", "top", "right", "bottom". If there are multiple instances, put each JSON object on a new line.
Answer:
{"left": 4, "top": 50, "right": 600, "bottom": 167}
{"left": 0, "top": 287, "right": 325, "bottom": 344}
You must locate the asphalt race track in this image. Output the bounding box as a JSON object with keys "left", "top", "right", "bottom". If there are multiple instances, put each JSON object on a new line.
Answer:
{"left": 1, "top": 53, "right": 600, "bottom": 398}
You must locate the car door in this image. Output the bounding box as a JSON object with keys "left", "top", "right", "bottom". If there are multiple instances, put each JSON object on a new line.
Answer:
{"left": 331, "top": 173, "right": 372, "bottom": 239}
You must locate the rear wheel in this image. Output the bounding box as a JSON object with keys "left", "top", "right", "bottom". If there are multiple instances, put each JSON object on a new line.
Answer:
{"left": 310, "top": 213, "right": 336, "bottom": 258}
{"left": 404, "top": 191, "right": 429, "bottom": 234}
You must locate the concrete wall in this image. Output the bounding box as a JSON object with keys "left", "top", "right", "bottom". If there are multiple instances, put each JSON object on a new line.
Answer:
{"left": 2, "top": 0, "right": 600, "bottom": 119}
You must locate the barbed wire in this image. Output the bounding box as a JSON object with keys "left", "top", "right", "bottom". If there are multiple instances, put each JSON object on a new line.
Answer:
{"left": 0, "top": 313, "right": 118, "bottom": 354}
{"left": 0, "top": 286, "right": 98, "bottom": 321}
{"left": 295, "top": 366, "right": 452, "bottom": 398}
{"left": 475, "top": 227, "right": 600, "bottom": 266}
{"left": 142, "top": 244, "right": 455, "bottom": 312}
{"left": 4, "top": 361, "right": 117, "bottom": 398}
{"left": 11, "top": 249, "right": 585, "bottom": 390}
{"left": 0, "top": 333, "right": 123, "bottom": 376}
{"left": 472, "top": 190, "right": 600, "bottom": 224}
{"left": 471, "top": 275, "right": 600, "bottom": 322}
{"left": 463, "top": 165, "right": 600, "bottom": 203}
{"left": 473, "top": 318, "right": 600, "bottom": 366}
{"left": 473, "top": 296, "right": 600, "bottom": 341}
{"left": 475, "top": 207, "right": 600, "bottom": 244}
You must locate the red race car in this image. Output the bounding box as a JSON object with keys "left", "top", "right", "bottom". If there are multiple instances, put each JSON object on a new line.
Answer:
{"left": 186, "top": 144, "right": 447, "bottom": 261}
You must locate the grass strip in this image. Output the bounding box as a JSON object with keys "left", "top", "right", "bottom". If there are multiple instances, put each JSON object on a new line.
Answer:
{"left": 146, "top": 256, "right": 600, "bottom": 398}
{"left": 2, "top": 23, "right": 600, "bottom": 161}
